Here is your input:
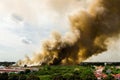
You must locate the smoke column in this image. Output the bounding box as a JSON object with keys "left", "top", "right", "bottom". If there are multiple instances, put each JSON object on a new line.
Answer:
{"left": 18, "top": 0, "right": 120, "bottom": 65}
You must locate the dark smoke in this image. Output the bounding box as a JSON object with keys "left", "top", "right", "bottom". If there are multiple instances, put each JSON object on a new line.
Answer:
{"left": 18, "top": 0, "right": 120, "bottom": 65}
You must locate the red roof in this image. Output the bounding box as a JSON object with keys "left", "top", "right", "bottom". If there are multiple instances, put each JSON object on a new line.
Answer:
{"left": 0, "top": 69, "right": 24, "bottom": 73}
{"left": 95, "top": 73, "right": 107, "bottom": 78}
{"left": 113, "top": 74, "right": 120, "bottom": 79}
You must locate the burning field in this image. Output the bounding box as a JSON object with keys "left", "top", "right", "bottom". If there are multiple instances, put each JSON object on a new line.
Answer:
{"left": 17, "top": 0, "right": 120, "bottom": 66}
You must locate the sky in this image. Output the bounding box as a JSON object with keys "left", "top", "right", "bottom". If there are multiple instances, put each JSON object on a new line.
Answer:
{"left": 0, "top": 0, "right": 84, "bottom": 61}
{"left": 0, "top": 0, "right": 120, "bottom": 62}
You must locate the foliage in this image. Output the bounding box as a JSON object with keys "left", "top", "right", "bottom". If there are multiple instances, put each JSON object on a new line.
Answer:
{"left": 0, "top": 62, "right": 15, "bottom": 66}
{"left": 53, "top": 75, "right": 63, "bottom": 80}
{"left": 19, "top": 75, "right": 27, "bottom": 80}
{"left": 2, "top": 65, "right": 119, "bottom": 80}
{"left": 26, "top": 75, "right": 40, "bottom": 80}
{"left": 63, "top": 73, "right": 74, "bottom": 80}
{"left": 0, "top": 73, "right": 8, "bottom": 80}
{"left": 103, "top": 74, "right": 115, "bottom": 80}
{"left": 103, "top": 66, "right": 120, "bottom": 74}
{"left": 25, "top": 69, "right": 31, "bottom": 74}
{"left": 39, "top": 75, "right": 52, "bottom": 80}
{"left": 8, "top": 74, "right": 19, "bottom": 80}
{"left": 34, "top": 65, "right": 97, "bottom": 80}
{"left": 19, "top": 71, "right": 25, "bottom": 75}
{"left": 73, "top": 67, "right": 97, "bottom": 80}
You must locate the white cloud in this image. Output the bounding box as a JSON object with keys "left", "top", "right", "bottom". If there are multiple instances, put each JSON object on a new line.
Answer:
{"left": 21, "top": 37, "right": 32, "bottom": 44}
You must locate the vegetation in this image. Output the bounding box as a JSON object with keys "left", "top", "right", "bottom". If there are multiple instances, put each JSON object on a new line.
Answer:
{"left": 26, "top": 75, "right": 40, "bottom": 80}
{"left": 103, "top": 66, "right": 120, "bottom": 74}
{"left": 0, "top": 72, "right": 8, "bottom": 80}
{"left": 1, "top": 65, "right": 120, "bottom": 80}
{"left": 33, "top": 65, "right": 97, "bottom": 80}
{"left": 0, "top": 65, "right": 97, "bottom": 80}
{"left": 0, "top": 62, "right": 15, "bottom": 67}
{"left": 104, "top": 74, "right": 115, "bottom": 80}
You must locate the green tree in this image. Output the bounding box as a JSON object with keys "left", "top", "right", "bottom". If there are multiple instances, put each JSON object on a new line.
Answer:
{"left": 103, "top": 75, "right": 115, "bottom": 80}
{"left": 19, "top": 71, "right": 25, "bottom": 75}
{"left": 0, "top": 72, "right": 8, "bottom": 80}
{"left": 8, "top": 74, "right": 19, "bottom": 80}
{"left": 19, "top": 75, "right": 27, "bottom": 80}
{"left": 25, "top": 69, "right": 31, "bottom": 74}
{"left": 53, "top": 75, "right": 63, "bottom": 80}
{"left": 26, "top": 75, "right": 40, "bottom": 80}
{"left": 63, "top": 73, "right": 74, "bottom": 80}
{"left": 74, "top": 67, "right": 97, "bottom": 80}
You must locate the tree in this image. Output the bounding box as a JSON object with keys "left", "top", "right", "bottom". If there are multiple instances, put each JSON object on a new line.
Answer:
{"left": 25, "top": 69, "right": 31, "bottom": 74}
{"left": 19, "top": 75, "right": 27, "bottom": 80}
{"left": 53, "top": 75, "right": 63, "bottom": 80}
{"left": 19, "top": 71, "right": 25, "bottom": 75}
{"left": 26, "top": 75, "right": 40, "bottom": 80}
{"left": 63, "top": 73, "right": 74, "bottom": 80}
{"left": 8, "top": 74, "right": 19, "bottom": 80}
{"left": 24, "top": 64, "right": 27, "bottom": 67}
{"left": 74, "top": 67, "right": 97, "bottom": 80}
{"left": 0, "top": 72, "right": 8, "bottom": 80}
{"left": 103, "top": 75, "right": 115, "bottom": 80}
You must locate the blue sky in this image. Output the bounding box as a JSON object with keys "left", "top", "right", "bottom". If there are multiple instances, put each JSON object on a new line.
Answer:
{"left": 0, "top": 0, "right": 120, "bottom": 62}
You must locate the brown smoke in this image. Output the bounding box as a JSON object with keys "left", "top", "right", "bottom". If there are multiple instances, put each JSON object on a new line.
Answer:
{"left": 17, "top": 0, "right": 120, "bottom": 65}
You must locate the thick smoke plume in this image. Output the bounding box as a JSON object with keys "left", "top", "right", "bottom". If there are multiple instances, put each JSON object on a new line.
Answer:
{"left": 17, "top": 0, "right": 120, "bottom": 65}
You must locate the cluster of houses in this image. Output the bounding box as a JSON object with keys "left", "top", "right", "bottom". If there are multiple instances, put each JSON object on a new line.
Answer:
{"left": 94, "top": 66, "right": 120, "bottom": 80}
{"left": 0, "top": 66, "right": 39, "bottom": 73}
{"left": 94, "top": 66, "right": 107, "bottom": 80}
{"left": 1, "top": 62, "right": 120, "bottom": 80}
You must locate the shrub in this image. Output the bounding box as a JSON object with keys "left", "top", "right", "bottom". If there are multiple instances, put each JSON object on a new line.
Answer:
{"left": 19, "top": 75, "right": 27, "bottom": 80}
{"left": 103, "top": 75, "right": 115, "bottom": 80}
{"left": 25, "top": 69, "right": 31, "bottom": 74}
{"left": 26, "top": 75, "right": 40, "bottom": 80}
{"left": 53, "top": 75, "right": 63, "bottom": 80}
{"left": 63, "top": 73, "right": 74, "bottom": 80}
{"left": 19, "top": 71, "right": 25, "bottom": 75}
{"left": 8, "top": 74, "right": 19, "bottom": 80}
{"left": 0, "top": 73, "right": 8, "bottom": 80}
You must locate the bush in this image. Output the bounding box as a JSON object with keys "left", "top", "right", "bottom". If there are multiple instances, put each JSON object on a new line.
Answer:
{"left": 103, "top": 75, "right": 115, "bottom": 80}
{"left": 73, "top": 67, "right": 97, "bottom": 80}
{"left": 19, "top": 71, "right": 25, "bottom": 75}
{"left": 53, "top": 75, "right": 63, "bottom": 80}
{"left": 25, "top": 69, "right": 31, "bottom": 74}
{"left": 26, "top": 75, "right": 40, "bottom": 80}
{"left": 19, "top": 75, "right": 27, "bottom": 80}
{"left": 8, "top": 74, "right": 19, "bottom": 80}
{"left": 63, "top": 73, "right": 74, "bottom": 80}
{"left": 0, "top": 73, "right": 8, "bottom": 80}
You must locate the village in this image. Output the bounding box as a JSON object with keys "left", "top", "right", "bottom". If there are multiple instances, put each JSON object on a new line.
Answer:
{"left": 0, "top": 66, "right": 39, "bottom": 74}
{"left": 0, "top": 62, "right": 120, "bottom": 80}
